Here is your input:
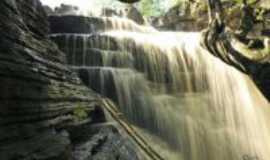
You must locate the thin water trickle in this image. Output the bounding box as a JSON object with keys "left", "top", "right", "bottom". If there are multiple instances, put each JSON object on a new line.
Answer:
{"left": 54, "top": 18, "right": 270, "bottom": 160}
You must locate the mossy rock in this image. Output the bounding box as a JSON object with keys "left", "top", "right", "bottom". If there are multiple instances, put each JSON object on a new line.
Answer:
{"left": 73, "top": 104, "right": 88, "bottom": 122}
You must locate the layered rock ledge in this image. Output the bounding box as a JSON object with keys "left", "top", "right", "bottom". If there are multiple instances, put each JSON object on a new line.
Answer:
{"left": 0, "top": 0, "right": 141, "bottom": 159}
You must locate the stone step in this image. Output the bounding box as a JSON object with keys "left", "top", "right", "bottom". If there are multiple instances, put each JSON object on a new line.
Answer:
{"left": 50, "top": 34, "right": 120, "bottom": 51}
{"left": 49, "top": 15, "right": 156, "bottom": 34}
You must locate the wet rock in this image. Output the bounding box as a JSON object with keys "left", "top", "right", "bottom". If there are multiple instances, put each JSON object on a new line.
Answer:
{"left": 72, "top": 124, "right": 140, "bottom": 160}
{"left": 54, "top": 4, "right": 79, "bottom": 16}
{"left": 0, "top": 0, "right": 96, "bottom": 159}
{"left": 101, "top": 8, "right": 120, "bottom": 17}
{"left": 43, "top": 5, "right": 54, "bottom": 15}
{"left": 0, "top": 0, "right": 141, "bottom": 159}
{"left": 149, "top": 1, "right": 207, "bottom": 31}
{"left": 100, "top": 6, "right": 145, "bottom": 25}
{"left": 0, "top": 129, "right": 71, "bottom": 160}
{"left": 49, "top": 16, "right": 107, "bottom": 34}
{"left": 121, "top": 6, "right": 145, "bottom": 25}
{"left": 49, "top": 15, "right": 152, "bottom": 34}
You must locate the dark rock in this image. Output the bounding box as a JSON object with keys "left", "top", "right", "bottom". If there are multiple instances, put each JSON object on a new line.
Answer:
{"left": 101, "top": 8, "right": 120, "bottom": 17}
{"left": 150, "top": 2, "right": 208, "bottom": 31}
{"left": 0, "top": 129, "right": 71, "bottom": 160}
{"left": 100, "top": 6, "right": 145, "bottom": 25}
{"left": 49, "top": 16, "right": 108, "bottom": 34}
{"left": 42, "top": 4, "right": 80, "bottom": 16}
{"left": 0, "top": 0, "right": 141, "bottom": 159}
{"left": 72, "top": 125, "right": 140, "bottom": 160}
{"left": 121, "top": 6, "right": 145, "bottom": 25}
{"left": 0, "top": 0, "right": 97, "bottom": 159}
{"left": 43, "top": 5, "right": 54, "bottom": 16}
{"left": 54, "top": 4, "right": 79, "bottom": 15}
{"left": 49, "top": 15, "right": 151, "bottom": 34}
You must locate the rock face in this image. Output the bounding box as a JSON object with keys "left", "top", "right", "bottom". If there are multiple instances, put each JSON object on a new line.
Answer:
{"left": 101, "top": 8, "right": 120, "bottom": 17}
{"left": 43, "top": 4, "right": 80, "bottom": 16}
{"left": 100, "top": 6, "right": 145, "bottom": 25}
{"left": 54, "top": 4, "right": 79, "bottom": 16}
{"left": 0, "top": 0, "right": 140, "bottom": 160}
{"left": 150, "top": 1, "right": 208, "bottom": 31}
{"left": 49, "top": 15, "right": 154, "bottom": 34}
{"left": 152, "top": 1, "right": 270, "bottom": 33}
{"left": 121, "top": 6, "right": 145, "bottom": 25}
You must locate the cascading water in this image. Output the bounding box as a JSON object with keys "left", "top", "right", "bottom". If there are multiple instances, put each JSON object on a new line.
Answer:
{"left": 51, "top": 16, "right": 270, "bottom": 160}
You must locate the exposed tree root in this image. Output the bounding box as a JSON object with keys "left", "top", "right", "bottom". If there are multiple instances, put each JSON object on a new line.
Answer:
{"left": 202, "top": 18, "right": 270, "bottom": 101}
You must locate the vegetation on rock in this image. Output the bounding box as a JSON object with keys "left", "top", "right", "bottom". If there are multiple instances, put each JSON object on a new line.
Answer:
{"left": 73, "top": 104, "right": 88, "bottom": 122}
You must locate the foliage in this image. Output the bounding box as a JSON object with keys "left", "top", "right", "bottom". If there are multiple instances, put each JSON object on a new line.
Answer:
{"left": 73, "top": 104, "right": 88, "bottom": 121}
{"left": 168, "top": 0, "right": 184, "bottom": 6}
{"left": 138, "top": 0, "right": 185, "bottom": 17}
{"left": 232, "top": 0, "right": 259, "bottom": 5}
{"left": 93, "top": 0, "right": 123, "bottom": 8}
{"left": 138, "top": 0, "right": 160, "bottom": 17}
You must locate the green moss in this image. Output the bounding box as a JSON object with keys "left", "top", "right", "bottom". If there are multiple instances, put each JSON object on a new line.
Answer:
{"left": 73, "top": 104, "right": 88, "bottom": 122}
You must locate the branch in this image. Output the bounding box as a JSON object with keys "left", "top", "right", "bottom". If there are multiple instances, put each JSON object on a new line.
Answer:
{"left": 203, "top": 0, "right": 270, "bottom": 101}
{"left": 207, "top": 0, "right": 223, "bottom": 25}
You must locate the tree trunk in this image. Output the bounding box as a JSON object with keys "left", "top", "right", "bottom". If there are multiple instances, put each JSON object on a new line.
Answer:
{"left": 203, "top": 0, "right": 270, "bottom": 101}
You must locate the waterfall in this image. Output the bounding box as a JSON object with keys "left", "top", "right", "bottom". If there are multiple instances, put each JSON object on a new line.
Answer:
{"left": 51, "top": 17, "right": 270, "bottom": 160}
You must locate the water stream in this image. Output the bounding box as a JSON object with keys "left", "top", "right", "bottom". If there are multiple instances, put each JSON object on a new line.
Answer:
{"left": 51, "top": 17, "right": 270, "bottom": 160}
